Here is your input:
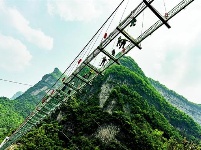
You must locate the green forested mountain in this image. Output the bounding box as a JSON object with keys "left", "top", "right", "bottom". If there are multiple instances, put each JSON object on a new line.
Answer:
{"left": 150, "top": 78, "right": 201, "bottom": 126}
{"left": 15, "top": 56, "right": 201, "bottom": 149}
{"left": 0, "top": 68, "right": 63, "bottom": 143}
{"left": 0, "top": 97, "right": 24, "bottom": 143}
{"left": 13, "top": 67, "right": 63, "bottom": 118}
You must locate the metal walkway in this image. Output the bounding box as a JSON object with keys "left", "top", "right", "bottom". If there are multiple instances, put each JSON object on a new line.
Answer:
{"left": 0, "top": 0, "right": 194, "bottom": 149}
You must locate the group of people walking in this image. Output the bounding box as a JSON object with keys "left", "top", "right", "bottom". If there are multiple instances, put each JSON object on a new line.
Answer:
{"left": 116, "top": 36, "right": 128, "bottom": 49}
{"left": 59, "top": 17, "right": 138, "bottom": 96}
{"left": 99, "top": 17, "right": 137, "bottom": 67}
{"left": 100, "top": 35, "right": 129, "bottom": 67}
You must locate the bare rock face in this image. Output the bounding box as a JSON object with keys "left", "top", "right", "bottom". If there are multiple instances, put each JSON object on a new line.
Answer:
{"left": 99, "top": 82, "right": 113, "bottom": 108}
{"left": 10, "top": 91, "right": 23, "bottom": 100}
{"left": 56, "top": 111, "right": 63, "bottom": 122}
{"left": 95, "top": 124, "right": 120, "bottom": 144}
{"left": 31, "top": 86, "right": 48, "bottom": 96}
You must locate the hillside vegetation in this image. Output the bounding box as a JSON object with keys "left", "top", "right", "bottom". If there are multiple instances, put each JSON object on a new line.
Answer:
{"left": 16, "top": 56, "right": 201, "bottom": 149}
{"left": 150, "top": 78, "right": 201, "bottom": 126}
{"left": 14, "top": 68, "right": 63, "bottom": 118}
{"left": 0, "top": 97, "right": 23, "bottom": 142}
{"left": 0, "top": 68, "right": 62, "bottom": 143}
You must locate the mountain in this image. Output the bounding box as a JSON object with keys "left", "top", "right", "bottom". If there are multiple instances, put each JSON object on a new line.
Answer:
{"left": 17, "top": 56, "right": 201, "bottom": 149}
{"left": 0, "top": 68, "right": 63, "bottom": 143}
{"left": 10, "top": 91, "right": 23, "bottom": 100}
{"left": 149, "top": 79, "right": 201, "bottom": 126}
{"left": 13, "top": 67, "right": 63, "bottom": 117}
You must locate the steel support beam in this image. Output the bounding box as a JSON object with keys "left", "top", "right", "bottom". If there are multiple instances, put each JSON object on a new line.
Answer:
{"left": 143, "top": 0, "right": 171, "bottom": 28}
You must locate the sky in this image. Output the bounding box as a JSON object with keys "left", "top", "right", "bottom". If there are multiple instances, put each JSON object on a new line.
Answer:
{"left": 0, "top": 0, "right": 200, "bottom": 104}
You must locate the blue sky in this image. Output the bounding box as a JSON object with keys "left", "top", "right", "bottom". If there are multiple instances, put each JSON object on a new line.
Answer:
{"left": 0, "top": 0, "right": 200, "bottom": 104}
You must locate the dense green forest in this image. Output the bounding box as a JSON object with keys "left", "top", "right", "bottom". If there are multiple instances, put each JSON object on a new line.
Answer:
{"left": 12, "top": 56, "right": 201, "bottom": 149}
{"left": 18, "top": 93, "right": 201, "bottom": 149}
{"left": 0, "top": 97, "right": 23, "bottom": 142}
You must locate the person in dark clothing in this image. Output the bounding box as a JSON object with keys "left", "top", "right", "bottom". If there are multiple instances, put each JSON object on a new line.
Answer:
{"left": 61, "top": 84, "right": 68, "bottom": 92}
{"left": 61, "top": 81, "right": 73, "bottom": 95}
{"left": 67, "top": 89, "right": 71, "bottom": 95}
{"left": 100, "top": 56, "right": 107, "bottom": 66}
{"left": 116, "top": 36, "right": 122, "bottom": 47}
{"left": 83, "top": 74, "right": 88, "bottom": 79}
{"left": 119, "top": 39, "right": 128, "bottom": 49}
{"left": 130, "top": 18, "right": 137, "bottom": 27}
{"left": 87, "top": 70, "right": 93, "bottom": 78}
{"left": 112, "top": 49, "right": 115, "bottom": 56}
{"left": 83, "top": 70, "right": 93, "bottom": 79}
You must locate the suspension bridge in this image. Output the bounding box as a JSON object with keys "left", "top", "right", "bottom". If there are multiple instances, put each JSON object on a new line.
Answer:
{"left": 0, "top": 0, "right": 195, "bottom": 149}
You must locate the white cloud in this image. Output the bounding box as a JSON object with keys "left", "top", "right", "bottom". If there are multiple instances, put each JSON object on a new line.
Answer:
{"left": 0, "top": 34, "right": 32, "bottom": 71}
{"left": 47, "top": 0, "right": 101, "bottom": 21}
{"left": 8, "top": 9, "right": 53, "bottom": 50}
{"left": 0, "top": 0, "right": 53, "bottom": 50}
{"left": 47, "top": 0, "right": 123, "bottom": 22}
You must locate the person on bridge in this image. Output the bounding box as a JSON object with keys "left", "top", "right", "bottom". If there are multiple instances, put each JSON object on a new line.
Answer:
{"left": 112, "top": 49, "right": 115, "bottom": 56}
{"left": 83, "top": 70, "right": 93, "bottom": 79}
{"left": 61, "top": 84, "right": 68, "bottom": 92}
{"left": 130, "top": 18, "right": 137, "bottom": 27}
{"left": 83, "top": 73, "right": 88, "bottom": 79}
{"left": 87, "top": 70, "right": 93, "bottom": 78}
{"left": 116, "top": 36, "right": 122, "bottom": 47}
{"left": 119, "top": 39, "right": 128, "bottom": 49}
{"left": 100, "top": 56, "right": 107, "bottom": 67}
{"left": 71, "top": 81, "right": 75, "bottom": 86}
{"left": 67, "top": 89, "right": 71, "bottom": 95}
